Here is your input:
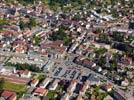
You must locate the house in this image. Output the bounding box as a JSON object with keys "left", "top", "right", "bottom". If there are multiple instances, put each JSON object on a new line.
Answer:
{"left": 73, "top": 56, "right": 84, "bottom": 65}
{"left": 15, "top": 45, "right": 26, "bottom": 53}
{"left": 61, "top": 93, "right": 70, "bottom": 100}
{"left": 74, "top": 57, "right": 96, "bottom": 68}
{"left": 76, "top": 95, "right": 82, "bottom": 100}
{"left": 49, "top": 79, "right": 59, "bottom": 90}
{"left": 12, "top": 40, "right": 27, "bottom": 53}
{"left": 67, "top": 80, "right": 77, "bottom": 93}
{"left": 40, "top": 40, "right": 66, "bottom": 59}
{"left": 87, "top": 74, "right": 101, "bottom": 85}
{"left": 90, "top": 94, "right": 96, "bottom": 100}
{"left": 23, "top": 28, "right": 32, "bottom": 37}
{"left": 0, "top": 90, "right": 17, "bottom": 100}
{"left": 92, "top": 42, "right": 110, "bottom": 50}
{"left": 40, "top": 78, "right": 52, "bottom": 88}
{"left": 95, "top": 66, "right": 102, "bottom": 72}
{"left": 33, "top": 87, "right": 48, "bottom": 96}
{"left": 102, "top": 83, "right": 113, "bottom": 92}
{"left": 121, "top": 78, "right": 129, "bottom": 86}
{"left": 79, "top": 81, "right": 89, "bottom": 95}
{"left": 31, "top": 79, "right": 39, "bottom": 87}
{"left": 121, "top": 57, "right": 133, "bottom": 65}
{"left": 17, "top": 70, "right": 31, "bottom": 78}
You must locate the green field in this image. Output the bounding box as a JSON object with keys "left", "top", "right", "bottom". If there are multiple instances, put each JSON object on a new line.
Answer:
{"left": 0, "top": 80, "right": 27, "bottom": 93}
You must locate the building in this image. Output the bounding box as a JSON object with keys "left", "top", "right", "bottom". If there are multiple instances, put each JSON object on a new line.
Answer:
{"left": 67, "top": 80, "right": 77, "bottom": 93}
{"left": 121, "top": 78, "right": 129, "bottom": 87}
{"left": 31, "top": 79, "right": 39, "bottom": 87}
{"left": 49, "top": 79, "right": 59, "bottom": 90}
{"left": 0, "top": 90, "right": 17, "bottom": 100}
{"left": 79, "top": 81, "right": 89, "bottom": 95}
{"left": 76, "top": 95, "right": 82, "bottom": 100}
{"left": 87, "top": 74, "right": 101, "bottom": 85}
{"left": 61, "top": 93, "right": 70, "bottom": 100}
{"left": 17, "top": 70, "right": 31, "bottom": 78}
{"left": 43, "top": 60, "right": 54, "bottom": 71}
{"left": 40, "top": 78, "right": 52, "bottom": 88}
{"left": 102, "top": 83, "right": 113, "bottom": 92}
{"left": 0, "top": 74, "right": 30, "bottom": 85}
{"left": 33, "top": 88, "right": 48, "bottom": 96}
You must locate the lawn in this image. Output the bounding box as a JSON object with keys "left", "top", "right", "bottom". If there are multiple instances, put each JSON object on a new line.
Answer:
{"left": 47, "top": 91, "right": 56, "bottom": 100}
{"left": 1, "top": 81, "right": 27, "bottom": 93}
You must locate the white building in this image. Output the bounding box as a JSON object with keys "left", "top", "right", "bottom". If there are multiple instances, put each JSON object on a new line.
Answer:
{"left": 40, "top": 78, "right": 52, "bottom": 88}
{"left": 67, "top": 80, "right": 77, "bottom": 93}
{"left": 49, "top": 79, "right": 59, "bottom": 90}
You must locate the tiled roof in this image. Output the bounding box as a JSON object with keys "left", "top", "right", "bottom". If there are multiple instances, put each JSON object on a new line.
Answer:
{"left": 1, "top": 90, "right": 16, "bottom": 100}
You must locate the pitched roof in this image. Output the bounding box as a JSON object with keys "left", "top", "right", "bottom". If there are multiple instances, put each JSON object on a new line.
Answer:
{"left": 0, "top": 74, "right": 30, "bottom": 84}
{"left": 17, "top": 70, "right": 30, "bottom": 75}
{"left": 1, "top": 90, "right": 16, "bottom": 100}
{"left": 34, "top": 88, "right": 48, "bottom": 95}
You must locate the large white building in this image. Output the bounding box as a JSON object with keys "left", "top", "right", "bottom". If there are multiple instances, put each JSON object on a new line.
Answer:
{"left": 49, "top": 79, "right": 59, "bottom": 90}
{"left": 40, "top": 78, "right": 52, "bottom": 88}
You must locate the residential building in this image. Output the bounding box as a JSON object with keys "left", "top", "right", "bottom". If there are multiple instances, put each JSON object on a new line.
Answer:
{"left": 76, "top": 95, "right": 82, "bottom": 100}
{"left": 61, "top": 93, "right": 70, "bottom": 100}
{"left": 79, "top": 81, "right": 89, "bottom": 95}
{"left": 40, "top": 78, "right": 52, "bottom": 88}
{"left": 31, "top": 79, "right": 39, "bottom": 87}
{"left": 33, "top": 88, "right": 48, "bottom": 96}
{"left": 0, "top": 90, "right": 17, "bottom": 100}
{"left": 67, "top": 80, "right": 77, "bottom": 93}
{"left": 17, "top": 70, "right": 31, "bottom": 78}
{"left": 49, "top": 79, "right": 59, "bottom": 90}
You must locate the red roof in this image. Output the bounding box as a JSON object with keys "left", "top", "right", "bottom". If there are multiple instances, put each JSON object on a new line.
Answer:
{"left": 34, "top": 87, "right": 48, "bottom": 95}
{"left": 0, "top": 74, "right": 30, "bottom": 85}
{"left": 1, "top": 90, "right": 16, "bottom": 100}
{"left": 17, "top": 70, "right": 30, "bottom": 75}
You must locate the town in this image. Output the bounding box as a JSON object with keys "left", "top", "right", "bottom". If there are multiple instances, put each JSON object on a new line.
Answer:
{"left": 0, "top": 0, "right": 134, "bottom": 100}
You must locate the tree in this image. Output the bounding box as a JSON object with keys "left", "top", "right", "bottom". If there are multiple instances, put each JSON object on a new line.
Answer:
{"left": 33, "top": 35, "right": 41, "bottom": 45}
{"left": 72, "top": 14, "right": 81, "bottom": 21}
{"left": 19, "top": 20, "right": 25, "bottom": 30}
{"left": 98, "top": 57, "right": 106, "bottom": 67}
{"left": 37, "top": 74, "right": 46, "bottom": 82}
{"left": 127, "top": 34, "right": 134, "bottom": 42}
{"left": 109, "top": 59, "right": 117, "bottom": 70}
{"left": 0, "top": 19, "right": 8, "bottom": 27}
{"left": 6, "top": 62, "right": 41, "bottom": 72}
{"left": 111, "top": 9, "right": 119, "bottom": 18}
{"left": 98, "top": 33, "right": 110, "bottom": 44}
{"left": 112, "top": 32, "right": 124, "bottom": 42}
{"left": 95, "top": 48, "right": 107, "bottom": 56}
{"left": 49, "top": 26, "right": 71, "bottom": 45}
{"left": 28, "top": 17, "right": 37, "bottom": 29}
